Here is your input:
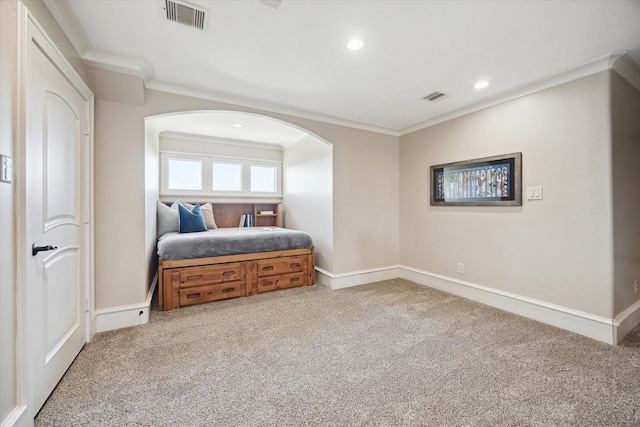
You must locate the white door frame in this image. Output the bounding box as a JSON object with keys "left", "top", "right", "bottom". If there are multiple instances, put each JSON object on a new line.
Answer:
{"left": 15, "top": 5, "right": 95, "bottom": 421}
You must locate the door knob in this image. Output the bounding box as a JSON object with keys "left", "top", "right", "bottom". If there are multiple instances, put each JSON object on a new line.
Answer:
{"left": 32, "top": 243, "right": 58, "bottom": 256}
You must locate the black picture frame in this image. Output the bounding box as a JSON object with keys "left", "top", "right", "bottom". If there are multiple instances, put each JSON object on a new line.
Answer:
{"left": 430, "top": 152, "right": 522, "bottom": 206}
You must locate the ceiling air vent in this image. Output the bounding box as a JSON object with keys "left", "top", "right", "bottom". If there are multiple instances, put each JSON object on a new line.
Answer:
{"left": 163, "top": 0, "right": 209, "bottom": 31}
{"left": 423, "top": 92, "right": 447, "bottom": 102}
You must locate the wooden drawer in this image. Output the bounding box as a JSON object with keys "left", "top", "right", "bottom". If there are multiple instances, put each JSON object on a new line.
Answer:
{"left": 177, "top": 263, "right": 244, "bottom": 288}
{"left": 257, "top": 271, "right": 306, "bottom": 293}
{"left": 179, "top": 282, "right": 245, "bottom": 306}
{"left": 256, "top": 256, "right": 306, "bottom": 277}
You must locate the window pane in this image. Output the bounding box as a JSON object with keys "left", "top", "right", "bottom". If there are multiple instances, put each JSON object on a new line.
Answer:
{"left": 168, "top": 159, "right": 202, "bottom": 190}
{"left": 212, "top": 162, "right": 242, "bottom": 191}
{"left": 251, "top": 165, "right": 276, "bottom": 193}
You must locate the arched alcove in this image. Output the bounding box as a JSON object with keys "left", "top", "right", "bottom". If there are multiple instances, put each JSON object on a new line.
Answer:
{"left": 144, "top": 110, "right": 334, "bottom": 273}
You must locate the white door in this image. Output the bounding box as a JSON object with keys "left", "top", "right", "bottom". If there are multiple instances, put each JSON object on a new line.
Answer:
{"left": 25, "top": 16, "right": 92, "bottom": 412}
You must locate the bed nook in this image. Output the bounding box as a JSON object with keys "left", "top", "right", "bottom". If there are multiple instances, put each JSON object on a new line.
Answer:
{"left": 157, "top": 201, "right": 315, "bottom": 311}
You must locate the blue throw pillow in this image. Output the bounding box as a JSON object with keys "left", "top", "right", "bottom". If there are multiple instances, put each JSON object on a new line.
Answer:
{"left": 178, "top": 204, "right": 207, "bottom": 233}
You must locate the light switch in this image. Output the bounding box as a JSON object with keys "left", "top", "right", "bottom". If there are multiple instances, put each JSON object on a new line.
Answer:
{"left": 527, "top": 186, "right": 543, "bottom": 200}
{"left": 0, "top": 154, "right": 12, "bottom": 184}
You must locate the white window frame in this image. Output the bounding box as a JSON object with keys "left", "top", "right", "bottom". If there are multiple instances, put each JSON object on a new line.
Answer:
{"left": 160, "top": 151, "right": 282, "bottom": 198}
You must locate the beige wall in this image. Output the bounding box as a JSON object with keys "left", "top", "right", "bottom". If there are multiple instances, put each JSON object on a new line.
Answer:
{"left": 283, "top": 135, "right": 333, "bottom": 271}
{"left": 93, "top": 85, "right": 400, "bottom": 309}
{"left": 331, "top": 128, "right": 400, "bottom": 273}
{"left": 1, "top": 1, "right": 18, "bottom": 422}
{"left": 399, "top": 72, "right": 614, "bottom": 318}
{"left": 94, "top": 99, "right": 149, "bottom": 308}
{"left": 611, "top": 70, "right": 640, "bottom": 316}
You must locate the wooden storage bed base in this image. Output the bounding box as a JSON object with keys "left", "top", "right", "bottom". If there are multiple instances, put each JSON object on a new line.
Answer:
{"left": 158, "top": 247, "right": 314, "bottom": 311}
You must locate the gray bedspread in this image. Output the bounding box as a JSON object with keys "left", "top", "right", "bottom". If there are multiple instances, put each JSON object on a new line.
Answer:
{"left": 157, "top": 227, "right": 313, "bottom": 261}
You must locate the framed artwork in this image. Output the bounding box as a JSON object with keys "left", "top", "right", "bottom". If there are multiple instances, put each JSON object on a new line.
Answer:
{"left": 430, "top": 152, "right": 522, "bottom": 206}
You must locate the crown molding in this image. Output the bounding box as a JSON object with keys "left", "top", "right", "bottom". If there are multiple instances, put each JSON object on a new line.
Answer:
{"left": 82, "top": 48, "right": 155, "bottom": 81}
{"left": 43, "top": 0, "right": 89, "bottom": 54}
{"left": 612, "top": 53, "right": 640, "bottom": 93}
{"left": 149, "top": 52, "right": 636, "bottom": 138}
{"left": 144, "top": 79, "right": 400, "bottom": 137}
{"left": 43, "top": 1, "right": 154, "bottom": 81}
{"left": 399, "top": 52, "right": 627, "bottom": 135}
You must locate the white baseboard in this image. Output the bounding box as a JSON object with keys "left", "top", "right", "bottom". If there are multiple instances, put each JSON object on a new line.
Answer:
{"left": 314, "top": 264, "right": 628, "bottom": 344}
{"left": 0, "top": 405, "right": 28, "bottom": 427}
{"left": 91, "top": 265, "right": 640, "bottom": 345}
{"left": 314, "top": 266, "right": 401, "bottom": 289}
{"left": 399, "top": 266, "right": 616, "bottom": 344}
{"left": 95, "top": 274, "right": 157, "bottom": 333}
{"left": 614, "top": 299, "right": 640, "bottom": 344}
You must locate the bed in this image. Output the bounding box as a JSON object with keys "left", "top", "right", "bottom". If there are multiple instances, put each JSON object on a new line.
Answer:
{"left": 157, "top": 201, "right": 315, "bottom": 311}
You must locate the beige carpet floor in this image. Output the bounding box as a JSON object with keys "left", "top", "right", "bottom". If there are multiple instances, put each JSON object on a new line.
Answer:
{"left": 35, "top": 279, "right": 640, "bottom": 426}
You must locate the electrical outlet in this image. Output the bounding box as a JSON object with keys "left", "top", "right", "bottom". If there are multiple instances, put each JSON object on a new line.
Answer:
{"left": 457, "top": 263, "right": 464, "bottom": 274}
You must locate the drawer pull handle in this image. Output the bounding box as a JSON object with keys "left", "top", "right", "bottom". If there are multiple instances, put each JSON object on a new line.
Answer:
{"left": 223, "top": 287, "right": 235, "bottom": 293}
{"left": 187, "top": 275, "right": 202, "bottom": 281}
{"left": 262, "top": 266, "right": 274, "bottom": 271}
{"left": 290, "top": 263, "right": 300, "bottom": 268}
{"left": 186, "top": 293, "right": 201, "bottom": 299}
{"left": 223, "top": 271, "right": 235, "bottom": 276}
{"left": 264, "top": 281, "right": 274, "bottom": 286}
{"left": 290, "top": 277, "right": 300, "bottom": 282}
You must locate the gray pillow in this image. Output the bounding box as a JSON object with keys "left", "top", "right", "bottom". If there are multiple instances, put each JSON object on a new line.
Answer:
{"left": 157, "top": 201, "right": 179, "bottom": 237}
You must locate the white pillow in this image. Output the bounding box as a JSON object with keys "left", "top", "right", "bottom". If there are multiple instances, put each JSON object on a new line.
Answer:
{"left": 157, "top": 201, "right": 179, "bottom": 237}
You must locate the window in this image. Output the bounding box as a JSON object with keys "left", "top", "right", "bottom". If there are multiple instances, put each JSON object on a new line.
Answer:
{"left": 250, "top": 165, "right": 277, "bottom": 193}
{"left": 167, "top": 159, "right": 202, "bottom": 190}
{"left": 212, "top": 162, "right": 242, "bottom": 191}
{"left": 160, "top": 152, "right": 281, "bottom": 197}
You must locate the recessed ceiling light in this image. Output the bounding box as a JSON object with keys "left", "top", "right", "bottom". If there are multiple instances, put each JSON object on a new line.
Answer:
{"left": 474, "top": 81, "right": 490, "bottom": 89}
{"left": 232, "top": 123, "right": 244, "bottom": 128}
{"left": 347, "top": 38, "right": 364, "bottom": 51}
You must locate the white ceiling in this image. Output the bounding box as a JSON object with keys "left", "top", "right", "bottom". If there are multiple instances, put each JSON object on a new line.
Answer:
{"left": 47, "top": 0, "right": 640, "bottom": 137}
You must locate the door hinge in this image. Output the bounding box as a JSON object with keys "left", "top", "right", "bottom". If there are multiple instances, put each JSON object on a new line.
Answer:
{"left": 85, "top": 298, "right": 90, "bottom": 312}
{"left": 84, "top": 210, "right": 90, "bottom": 224}
{"left": 84, "top": 122, "right": 90, "bottom": 135}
